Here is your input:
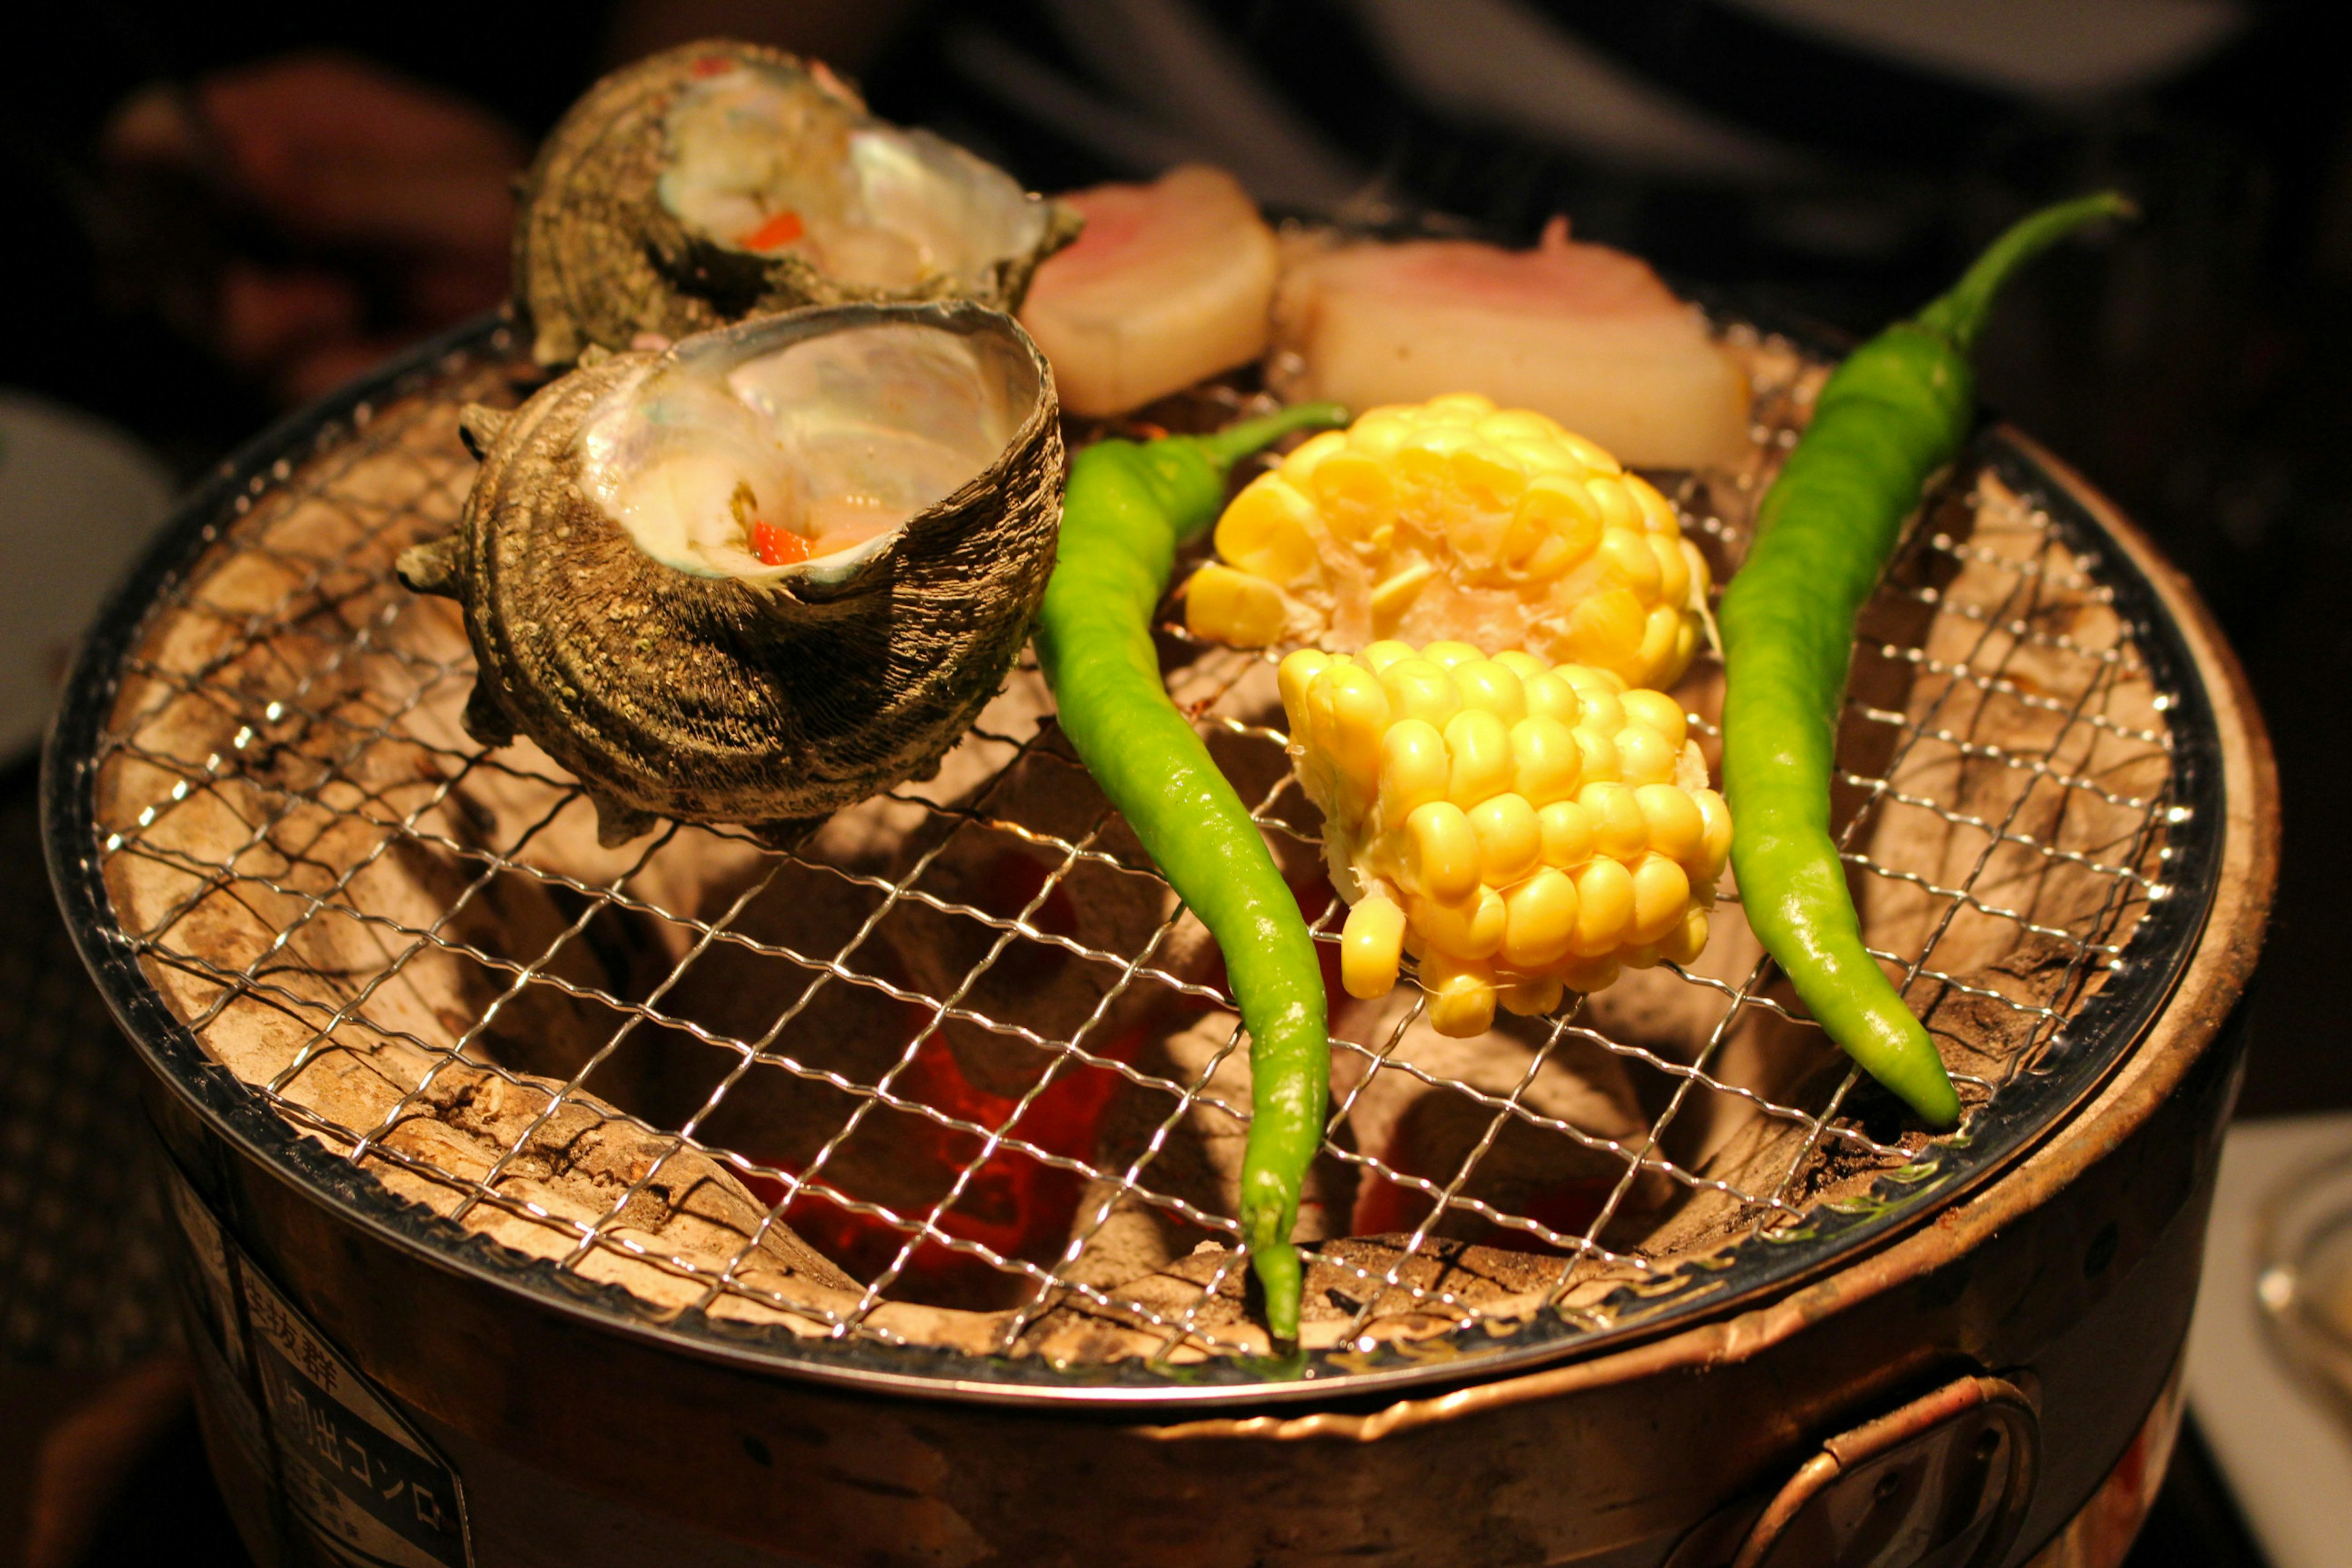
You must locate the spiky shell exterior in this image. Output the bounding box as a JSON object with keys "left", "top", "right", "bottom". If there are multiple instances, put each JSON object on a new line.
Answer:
{"left": 514, "top": 39, "right": 1081, "bottom": 368}
{"left": 400, "top": 301, "right": 1063, "bottom": 846}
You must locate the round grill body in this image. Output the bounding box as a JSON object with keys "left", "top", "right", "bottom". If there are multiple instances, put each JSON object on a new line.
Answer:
{"left": 44, "top": 318, "right": 2274, "bottom": 1567}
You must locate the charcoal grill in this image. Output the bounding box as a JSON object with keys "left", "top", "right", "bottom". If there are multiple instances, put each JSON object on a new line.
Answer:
{"left": 43, "top": 315, "right": 2274, "bottom": 1567}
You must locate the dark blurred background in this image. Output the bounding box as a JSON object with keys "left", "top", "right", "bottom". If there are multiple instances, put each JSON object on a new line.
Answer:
{"left": 2, "top": 2, "right": 2342, "bottom": 1562}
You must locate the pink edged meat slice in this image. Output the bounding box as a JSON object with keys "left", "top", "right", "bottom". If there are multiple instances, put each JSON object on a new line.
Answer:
{"left": 1020, "top": 165, "right": 1281, "bottom": 418}
{"left": 1270, "top": 217, "right": 1752, "bottom": 470}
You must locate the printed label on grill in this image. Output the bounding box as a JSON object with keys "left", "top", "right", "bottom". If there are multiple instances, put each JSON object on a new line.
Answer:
{"left": 241, "top": 1258, "right": 472, "bottom": 1568}
{"left": 157, "top": 1159, "right": 471, "bottom": 1568}
{"left": 164, "top": 1167, "right": 247, "bottom": 1379}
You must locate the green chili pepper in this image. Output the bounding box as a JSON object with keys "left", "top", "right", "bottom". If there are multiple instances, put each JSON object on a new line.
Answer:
{"left": 1036, "top": 401, "right": 1349, "bottom": 1342}
{"left": 1717, "top": 192, "right": 2132, "bottom": 1129}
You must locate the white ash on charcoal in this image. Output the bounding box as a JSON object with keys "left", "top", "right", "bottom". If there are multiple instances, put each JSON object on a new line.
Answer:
{"left": 81, "top": 338, "right": 2179, "bottom": 1365}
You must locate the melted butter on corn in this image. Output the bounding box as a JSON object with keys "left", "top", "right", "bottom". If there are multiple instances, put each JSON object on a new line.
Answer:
{"left": 1190, "top": 394, "right": 1713, "bottom": 690}
{"left": 1284, "top": 641, "right": 1730, "bottom": 1038}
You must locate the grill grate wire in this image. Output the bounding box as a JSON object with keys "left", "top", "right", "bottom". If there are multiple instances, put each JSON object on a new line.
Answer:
{"left": 66, "top": 323, "right": 2185, "bottom": 1384}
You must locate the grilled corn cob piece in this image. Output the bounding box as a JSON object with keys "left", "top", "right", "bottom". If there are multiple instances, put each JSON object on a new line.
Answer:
{"left": 1281, "top": 640, "right": 1730, "bottom": 1037}
{"left": 1188, "top": 394, "right": 1712, "bottom": 690}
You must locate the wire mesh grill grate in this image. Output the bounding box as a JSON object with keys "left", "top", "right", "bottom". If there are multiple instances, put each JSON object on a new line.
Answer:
{"left": 62, "top": 322, "right": 2193, "bottom": 1390}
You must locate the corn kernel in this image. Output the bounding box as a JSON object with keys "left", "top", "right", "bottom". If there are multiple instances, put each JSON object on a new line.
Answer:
{"left": 1600, "top": 527, "right": 1663, "bottom": 600}
{"left": 1185, "top": 564, "right": 1293, "bottom": 646}
{"left": 1572, "top": 725, "right": 1621, "bottom": 785}
{"left": 1494, "top": 510, "right": 1552, "bottom": 580}
{"left": 1409, "top": 886, "right": 1506, "bottom": 960}
{"left": 1627, "top": 472, "right": 1679, "bottom": 534}
{"left": 1502, "top": 438, "right": 1585, "bottom": 478}
{"left": 1518, "top": 474, "right": 1603, "bottom": 562}
{"left": 1319, "top": 662, "right": 1391, "bottom": 788}
{"left": 1501, "top": 868, "right": 1578, "bottom": 968}
{"left": 1521, "top": 536, "right": 1594, "bottom": 592}
{"left": 1562, "top": 589, "right": 1645, "bottom": 679}
{"left": 1509, "top": 716, "right": 1583, "bottom": 807}
{"left": 1279, "top": 429, "right": 1349, "bottom": 489}
{"left": 1672, "top": 617, "right": 1700, "bottom": 678}
{"left": 1615, "top": 723, "right": 1676, "bottom": 786}
{"left": 1444, "top": 709, "right": 1514, "bottom": 807}
{"left": 1630, "top": 854, "right": 1692, "bottom": 944}
{"left": 1403, "top": 801, "right": 1482, "bottom": 903}
{"left": 1394, "top": 431, "right": 1472, "bottom": 519}
{"left": 1538, "top": 799, "right": 1598, "bottom": 868}
{"left": 1381, "top": 658, "right": 1461, "bottom": 729}
{"left": 1422, "top": 956, "right": 1497, "bottom": 1038}
{"left": 1343, "top": 894, "right": 1407, "bottom": 998}
{"left": 1560, "top": 668, "right": 1624, "bottom": 730}
{"left": 1556, "top": 429, "right": 1621, "bottom": 473}
{"left": 1586, "top": 475, "right": 1642, "bottom": 533}
{"left": 1360, "top": 639, "right": 1416, "bottom": 674}
{"left": 1278, "top": 649, "right": 1331, "bottom": 735}
{"left": 1521, "top": 670, "right": 1583, "bottom": 727}
{"left": 1571, "top": 858, "right": 1635, "bottom": 954}
{"left": 1345, "top": 411, "right": 1414, "bottom": 459}
{"left": 1493, "top": 649, "right": 1547, "bottom": 682}
{"left": 1695, "top": 788, "right": 1733, "bottom": 880}
{"left": 1469, "top": 793, "right": 1542, "bottom": 884}
{"left": 1453, "top": 659, "right": 1527, "bottom": 725}
{"left": 1661, "top": 907, "right": 1710, "bottom": 967}
{"left": 1450, "top": 445, "right": 1528, "bottom": 516}
{"left": 1422, "top": 640, "right": 1482, "bottom": 669}
{"left": 1215, "top": 475, "right": 1322, "bottom": 582}
{"left": 1558, "top": 954, "right": 1621, "bottom": 994}
{"left": 1425, "top": 391, "right": 1496, "bottom": 421}
{"left": 1635, "top": 783, "right": 1706, "bottom": 862}
{"left": 1499, "top": 976, "right": 1564, "bottom": 1017}
{"left": 1582, "top": 782, "right": 1650, "bottom": 861}
{"left": 1378, "top": 719, "right": 1450, "bottom": 824}
{"left": 1309, "top": 450, "right": 1398, "bottom": 544}
{"left": 1619, "top": 690, "right": 1687, "bottom": 749}
{"left": 1370, "top": 561, "right": 1436, "bottom": 627}
{"left": 1476, "top": 409, "right": 1557, "bottom": 444}
{"left": 1635, "top": 605, "right": 1683, "bottom": 688}
{"left": 1651, "top": 532, "right": 1692, "bottom": 608}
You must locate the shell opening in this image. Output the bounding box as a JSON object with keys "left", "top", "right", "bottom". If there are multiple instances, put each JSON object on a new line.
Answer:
{"left": 576, "top": 315, "right": 1043, "bottom": 584}
{"left": 657, "top": 59, "right": 1052, "bottom": 297}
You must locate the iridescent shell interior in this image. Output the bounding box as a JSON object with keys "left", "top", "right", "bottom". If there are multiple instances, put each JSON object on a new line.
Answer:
{"left": 575, "top": 315, "right": 1041, "bottom": 584}
{"left": 658, "top": 59, "right": 1058, "bottom": 300}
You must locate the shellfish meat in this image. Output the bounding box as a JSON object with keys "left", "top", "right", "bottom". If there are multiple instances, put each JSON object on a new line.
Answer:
{"left": 516, "top": 40, "right": 1082, "bottom": 366}
{"left": 399, "top": 300, "right": 1063, "bottom": 846}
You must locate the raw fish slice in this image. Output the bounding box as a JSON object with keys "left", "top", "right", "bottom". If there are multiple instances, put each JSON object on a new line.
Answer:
{"left": 1270, "top": 218, "right": 1751, "bottom": 470}
{"left": 1020, "top": 165, "right": 1281, "bottom": 417}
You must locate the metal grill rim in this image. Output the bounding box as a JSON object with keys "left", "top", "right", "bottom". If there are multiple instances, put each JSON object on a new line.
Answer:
{"left": 39, "top": 315, "right": 2225, "bottom": 1407}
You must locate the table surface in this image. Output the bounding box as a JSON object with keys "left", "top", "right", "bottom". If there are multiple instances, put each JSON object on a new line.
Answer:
{"left": 2185, "top": 1115, "right": 2352, "bottom": 1568}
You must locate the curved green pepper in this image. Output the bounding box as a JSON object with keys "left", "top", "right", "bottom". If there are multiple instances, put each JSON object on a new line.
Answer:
{"left": 1712, "top": 192, "right": 2135, "bottom": 1128}
{"left": 1036, "top": 402, "right": 1348, "bottom": 1342}
{"left": 1718, "top": 192, "right": 2132, "bottom": 1128}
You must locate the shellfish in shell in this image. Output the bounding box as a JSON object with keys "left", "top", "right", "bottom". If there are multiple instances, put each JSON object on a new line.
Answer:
{"left": 398, "top": 300, "right": 1063, "bottom": 846}
{"left": 516, "top": 39, "right": 1082, "bottom": 366}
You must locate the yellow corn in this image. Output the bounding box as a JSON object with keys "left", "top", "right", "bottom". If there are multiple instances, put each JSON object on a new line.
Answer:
{"left": 1188, "top": 394, "right": 1712, "bottom": 690}
{"left": 1284, "top": 640, "right": 1730, "bottom": 1037}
